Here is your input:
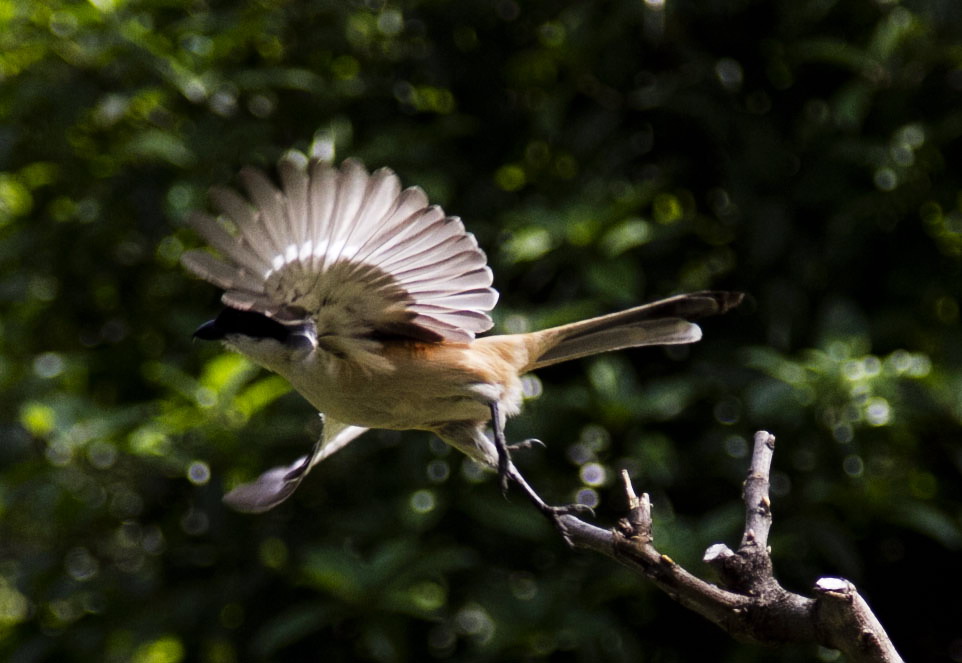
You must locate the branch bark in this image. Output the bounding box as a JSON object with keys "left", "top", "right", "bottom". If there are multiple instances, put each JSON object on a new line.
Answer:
{"left": 554, "top": 430, "right": 903, "bottom": 662}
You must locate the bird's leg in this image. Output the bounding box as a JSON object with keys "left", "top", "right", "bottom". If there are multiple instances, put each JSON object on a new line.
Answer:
{"left": 490, "top": 401, "right": 513, "bottom": 496}
{"left": 489, "top": 403, "right": 592, "bottom": 544}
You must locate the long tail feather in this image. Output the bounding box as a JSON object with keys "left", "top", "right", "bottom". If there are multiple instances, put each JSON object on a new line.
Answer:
{"left": 526, "top": 291, "right": 743, "bottom": 371}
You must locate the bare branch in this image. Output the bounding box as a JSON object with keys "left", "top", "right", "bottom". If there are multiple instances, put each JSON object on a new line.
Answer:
{"left": 551, "top": 430, "right": 904, "bottom": 662}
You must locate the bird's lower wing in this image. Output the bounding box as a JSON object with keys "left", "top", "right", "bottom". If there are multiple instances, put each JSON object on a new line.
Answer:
{"left": 223, "top": 417, "right": 369, "bottom": 513}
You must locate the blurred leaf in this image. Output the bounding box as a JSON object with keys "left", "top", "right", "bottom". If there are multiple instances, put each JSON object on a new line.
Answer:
{"left": 889, "top": 501, "right": 962, "bottom": 550}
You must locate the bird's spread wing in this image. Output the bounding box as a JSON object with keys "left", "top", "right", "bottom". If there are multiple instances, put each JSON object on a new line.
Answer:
{"left": 181, "top": 157, "right": 498, "bottom": 346}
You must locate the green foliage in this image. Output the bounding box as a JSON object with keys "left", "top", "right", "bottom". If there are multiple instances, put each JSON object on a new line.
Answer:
{"left": 2, "top": 0, "right": 961, "bottom": 661}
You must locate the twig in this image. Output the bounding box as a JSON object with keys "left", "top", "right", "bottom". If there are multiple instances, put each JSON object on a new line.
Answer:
{"left": 741, "top": 430, "right": 775, "bottom": 551}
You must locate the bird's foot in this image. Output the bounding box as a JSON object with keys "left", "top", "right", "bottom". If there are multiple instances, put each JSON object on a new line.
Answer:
{"left": 488, "top": 403, "right": 593, "bottom": 545}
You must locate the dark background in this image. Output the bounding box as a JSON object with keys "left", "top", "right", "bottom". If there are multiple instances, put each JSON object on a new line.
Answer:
{"left": 2, "top": 1, "right": 961, "bottom": 661}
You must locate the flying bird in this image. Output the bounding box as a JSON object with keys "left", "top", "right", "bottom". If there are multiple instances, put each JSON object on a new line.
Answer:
{"left": 182, "top": 153, "right": 742, "bottom": 527}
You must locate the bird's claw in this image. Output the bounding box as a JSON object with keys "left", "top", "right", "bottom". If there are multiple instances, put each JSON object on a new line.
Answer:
{"left": 498, "top": 439, "right": 544, "bottom": 495}
{"left": 507, "top": 438, "right": 545, "bottom": 452}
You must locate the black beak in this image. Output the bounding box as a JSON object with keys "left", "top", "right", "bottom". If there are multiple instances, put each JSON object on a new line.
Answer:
{"left": 193, "top": 319, "right": 225, "bottom": 341}
{"left": 192, "top": 307, "right": 301, "bottom": 343}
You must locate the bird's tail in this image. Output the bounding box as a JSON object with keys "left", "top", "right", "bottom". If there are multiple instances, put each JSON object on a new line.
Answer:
{"left": 521, "top": 291, "right": 743, "bottom": 372}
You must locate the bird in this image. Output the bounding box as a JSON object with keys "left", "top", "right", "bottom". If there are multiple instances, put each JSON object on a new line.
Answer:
{"left": 182, "top": 151, "right": 743, "bottom": 530}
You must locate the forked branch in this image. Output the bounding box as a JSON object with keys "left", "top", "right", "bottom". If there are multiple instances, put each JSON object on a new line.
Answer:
{"left": 553, "top": 431, "right": 903, "bottom": 662}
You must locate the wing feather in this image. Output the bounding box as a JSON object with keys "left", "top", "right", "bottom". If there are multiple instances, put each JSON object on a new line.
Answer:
{"left": 183, "top": 155, "right": 497, "bottom": 345}
{"left": 186, "top": 211, "right": 272, "bottom": 274}
{"left": 413, "top": 288, "right": 499, "bottom": 309}
{"left": 181, "top": 250, "right": 246, "bottom": 290}
{"left": 353, "top": 207, "right": 450, "bottom": 266}
{"left": 209, "top": 187, "right": 278, "bottom": 266}
{"left": 323, "top": 159, "right": 368, "bottom": 265}
{"left": 278, "top": 158, "right": 310, "bottom": 255}
{"left": 240, "top": 167, "right": 290, "bottom": 259}
{"left": 306, "top": 161, "right": 338, "bottom": 271}
{"left": 404, "top": 266, "right": 493, "bottom": 294}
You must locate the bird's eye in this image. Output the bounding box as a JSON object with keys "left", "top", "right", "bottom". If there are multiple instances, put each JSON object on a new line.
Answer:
{"left": 288, "top": 331, "right": 316, "bottom": 352}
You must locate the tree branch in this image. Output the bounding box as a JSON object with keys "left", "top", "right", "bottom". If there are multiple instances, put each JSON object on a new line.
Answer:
{"left": 553, "top": 430, "right": 903, "bottom": 662}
